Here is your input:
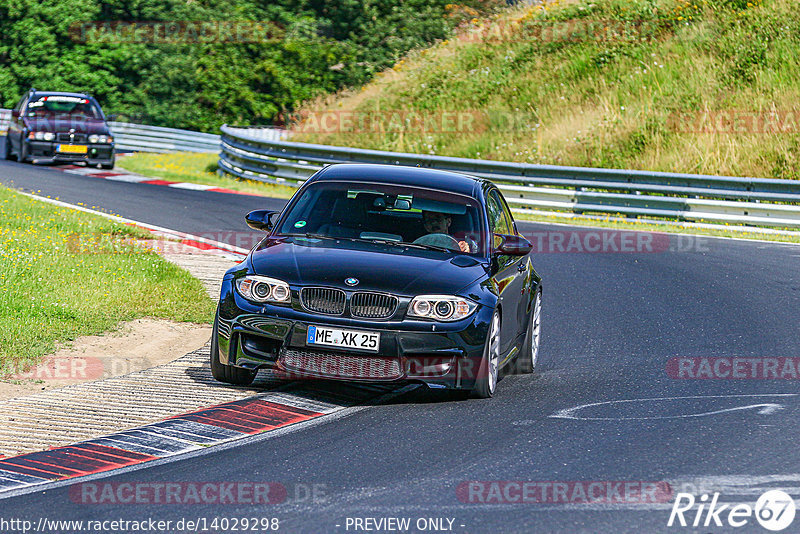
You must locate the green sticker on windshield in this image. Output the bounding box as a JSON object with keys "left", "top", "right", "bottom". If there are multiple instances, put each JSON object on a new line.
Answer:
{"left": 294, "top": 220, "right": 307, "bottom": 228}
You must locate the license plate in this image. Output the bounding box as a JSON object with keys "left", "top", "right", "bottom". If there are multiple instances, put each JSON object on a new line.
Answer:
{"left": 307, "top": 326, "right": 380, "bottom": 352}
{"left": 57, "top": 144, "right": 88, "bottom": 154}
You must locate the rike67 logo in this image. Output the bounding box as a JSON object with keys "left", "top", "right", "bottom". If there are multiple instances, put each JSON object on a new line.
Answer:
{"left": 668, "top": 490, "right": 796, "bottom": 531}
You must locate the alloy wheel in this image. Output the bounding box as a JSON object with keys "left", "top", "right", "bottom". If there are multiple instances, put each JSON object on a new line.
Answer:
{"left": 529, "top": 292, "right": 542, "bottom": 369}
{"left": 487, "top": 311, "right": 501, "bottom": 394}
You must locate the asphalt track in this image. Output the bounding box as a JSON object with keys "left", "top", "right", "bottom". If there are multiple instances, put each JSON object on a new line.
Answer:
{"left": 1, "top": 137, "right": 800, "bottom": 533}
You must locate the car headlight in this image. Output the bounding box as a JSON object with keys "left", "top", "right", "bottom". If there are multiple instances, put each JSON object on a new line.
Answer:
{"left": 235, "top": 275, "right": 291, "bottom": 304}
{"left": 29, "top": 132, "right": 55, "bottom": 141}
{"left": 90, "top": 134, "right": 113, "bottom": 144}
{"left": 407, "top": 295, "right": 477, "bottom": 321}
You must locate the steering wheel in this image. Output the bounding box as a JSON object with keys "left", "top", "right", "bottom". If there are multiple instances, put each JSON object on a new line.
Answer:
{"left": 412, "top": 233, "right": 461, "bottom": 251}
{"left": 461, "top": 236, "right": 479, "bottom": 254}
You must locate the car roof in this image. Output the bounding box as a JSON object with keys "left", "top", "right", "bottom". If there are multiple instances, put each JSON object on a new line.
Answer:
{"left": 30, "top": 91, "right": 94, "bottom": 100}
{"left": 309, "top": 163, "right": 487, "bottom": 197}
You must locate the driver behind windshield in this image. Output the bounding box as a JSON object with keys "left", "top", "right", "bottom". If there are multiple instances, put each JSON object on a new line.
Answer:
{"left": 421, "top": 210, "right": 473, "bottom": 253}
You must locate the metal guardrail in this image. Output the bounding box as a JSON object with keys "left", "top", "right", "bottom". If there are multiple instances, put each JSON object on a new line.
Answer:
{"left": 107, "top": 121, "right": 220, "bottom": 153}
{"left": 0, "top": 109, "right": 9, "bottom": 136}
{"left": 108, "top": 122, "right": 284, "bottom": 153}
{"left": 219, "top": 125, "right": 800, "bottom": 228}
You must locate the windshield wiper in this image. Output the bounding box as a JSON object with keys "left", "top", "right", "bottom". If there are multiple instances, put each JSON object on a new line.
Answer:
{"left": 282, "top": 233, "right": 338, "bottom": 240}
{"left": 284, "top": 233, "right": 377, "bottom": 244}
{"left": 389, "top": 241, "right": 455, "bottom": 253}
{"left": 283, "top": 234, "right": 455, "bottom": 253}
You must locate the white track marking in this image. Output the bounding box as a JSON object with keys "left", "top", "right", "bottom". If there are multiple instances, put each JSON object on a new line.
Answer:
{"left": 549, "top": 394, "right": 798, "bottom": 421}
{"left": 167, "top": 182, "right": 215, "bottom": 191}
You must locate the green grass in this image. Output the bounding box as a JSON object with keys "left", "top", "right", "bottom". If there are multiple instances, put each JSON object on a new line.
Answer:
{"left": 0, "top": 187, "right": 215, "bottom": 375}
{"left": 294, "top": 0, "right": 800, "bottom": 180}
{"left": 117, "top": 152, "right": 298, "bottom": 199}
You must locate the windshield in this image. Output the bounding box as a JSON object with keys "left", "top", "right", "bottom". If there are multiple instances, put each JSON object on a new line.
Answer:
{"left": 276, "top": 181, "right": 485, "bottom": 255}
{"left": 26, "top": 96, "right": 102, "bottom": 119}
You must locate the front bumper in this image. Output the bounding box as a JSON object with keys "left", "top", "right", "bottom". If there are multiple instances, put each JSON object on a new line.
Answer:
{"left": 27, "top": 140, "right": 115, "bottom": 164}
{"left": 216, "top": 280, "right": 492, "bottom": 390}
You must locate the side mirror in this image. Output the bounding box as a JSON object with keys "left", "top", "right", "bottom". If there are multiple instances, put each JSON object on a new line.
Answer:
{"left": 493, "top": 234, "right": 532, "bottom": 256}
{"left": 106, "top": 114, "right": 117, "bottom": 121}
{"left": 10, "top": 110, "right": 19, "bottom": 118}
{"left": 245, "top": 209, "right": 279, "bottom": 232}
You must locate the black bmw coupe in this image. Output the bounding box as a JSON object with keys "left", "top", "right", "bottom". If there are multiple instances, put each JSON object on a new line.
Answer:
{"left": 212, "top": 163, "right": 542, "bottom": 398}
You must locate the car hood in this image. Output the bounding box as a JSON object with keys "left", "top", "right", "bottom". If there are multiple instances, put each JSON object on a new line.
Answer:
{"left": 23, "top": 117, "right": 109, "bottom": 134}
{"left": 249, "top": 237, "right": 488, "bottom": 296}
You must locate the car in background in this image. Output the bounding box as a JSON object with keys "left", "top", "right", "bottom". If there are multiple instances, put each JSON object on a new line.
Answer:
{"left": 4, "top": 88, "right": 115, "bottom": 169}
{"left": 211, "top": 163, "right": 543, "bottom": 398}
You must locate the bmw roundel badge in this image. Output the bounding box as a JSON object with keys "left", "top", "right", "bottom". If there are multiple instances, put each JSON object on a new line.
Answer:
{"left": 345, "top": 277, "right": 359, "bottom": 286}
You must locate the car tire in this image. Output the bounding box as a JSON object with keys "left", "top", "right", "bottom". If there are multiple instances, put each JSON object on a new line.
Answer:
{"left": 18, "top": 139, "right": 29, "bottom": 163}
{"left": 471, "top": 309, "right": 501, "bottom": 399}
{"left": 100, "top": 156, "right": 115, "bottom": 170}
{"left": 210, "top": 313, "right": 257, "bottom": 386}
{"left": 518, "top": 288, "right": 542, "bottom": 374}
{"left": 4, "top": 136, "right": 15, "bottom": 161}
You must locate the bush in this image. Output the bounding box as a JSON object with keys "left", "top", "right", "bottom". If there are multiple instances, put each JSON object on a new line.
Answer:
{"left": 0, "top": 0, "right": 503, "bottom": 132}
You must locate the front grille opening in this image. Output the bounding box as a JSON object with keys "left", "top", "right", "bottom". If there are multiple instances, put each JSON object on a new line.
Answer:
{"left": 280, "top": 348, "right": 401, "bottom": 380}
{"left": 240, "top": 333, "right": 281, "bottom": 361}
{"left": 300, "top": 287, "right": 346, "bottom": 315}
{"left": 57, "top": 133, "right": 88, "bottom": 143}
{"left": 405, "top": 356, "right": 454, "bottom": 378}
{"left": 350, "top": 292, "right": 398, "bottom": 319}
